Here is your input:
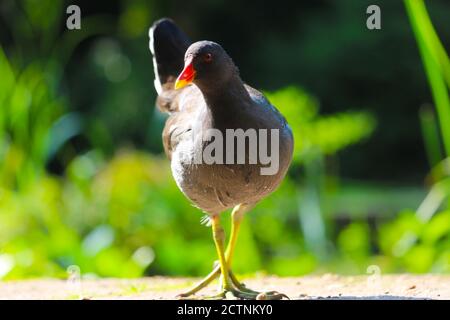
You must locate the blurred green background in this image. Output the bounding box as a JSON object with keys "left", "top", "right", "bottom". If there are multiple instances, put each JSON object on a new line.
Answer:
{"left": 0, "top": 0, "right": 449, "bottom": 279}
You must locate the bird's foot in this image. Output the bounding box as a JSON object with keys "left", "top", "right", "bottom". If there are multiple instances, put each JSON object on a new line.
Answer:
{"left": 179, "top": 288, "right": 287, "bottom": 300}
{"left": 177, "top": 269, "right": 289, "bottom": 300}
{"left": 223, "top": 272, "right": 289, "bottom": 299}
{"left": 177, "top": 264, "right": 222, "bottom": 298}
{"left": 220, "top": 288, "right": 289, "bottom": 300}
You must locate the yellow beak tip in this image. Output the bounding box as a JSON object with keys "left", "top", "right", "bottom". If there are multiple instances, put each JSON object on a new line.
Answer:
{"left": 174, "top": 80, "right": 189, "bottom": 90}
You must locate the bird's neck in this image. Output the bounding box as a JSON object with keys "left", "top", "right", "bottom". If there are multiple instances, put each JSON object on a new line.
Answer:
{"left": 200, "top": 74, "right": 251, "bottom": 120}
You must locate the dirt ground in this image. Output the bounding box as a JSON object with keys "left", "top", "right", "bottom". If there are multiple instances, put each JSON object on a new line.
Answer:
{"left": 1, "top": 274, "right": 449, "bottom": 300}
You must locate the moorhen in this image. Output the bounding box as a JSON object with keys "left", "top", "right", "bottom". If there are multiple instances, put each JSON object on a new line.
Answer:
{"left": 149, "top": 18, "right": 293, "bottom": 299}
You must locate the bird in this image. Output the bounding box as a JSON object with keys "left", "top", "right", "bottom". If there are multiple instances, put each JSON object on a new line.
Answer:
{"left": 149, "top": 18, "right": 293, "bottom": 299}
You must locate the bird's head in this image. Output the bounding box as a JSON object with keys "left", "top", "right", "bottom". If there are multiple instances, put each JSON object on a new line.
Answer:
{"left": 175, "top": 41, "right": 237, "bottom": 91}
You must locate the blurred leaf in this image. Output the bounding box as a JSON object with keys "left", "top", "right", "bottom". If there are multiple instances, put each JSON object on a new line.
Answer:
{"left": 268, "top": 253, "right": 316, "bottom": 276}
{"left": 379, "top": 210, "right": 423, "bottom": 256}
{"left": 266, "top": 86, "right": 376, "bottom": 163}
{"left": 337, "top": 222, "right": 370, "bottom": 260}
{"left": 421, "top": 210, "right": 450, "bottom": 244}
{"left": 403, "top": 244, "right": 435, "bottom": 273}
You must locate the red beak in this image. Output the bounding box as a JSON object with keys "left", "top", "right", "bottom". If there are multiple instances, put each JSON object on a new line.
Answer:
{"left": 175, "top": 57, "right": 196, "bottom": 89}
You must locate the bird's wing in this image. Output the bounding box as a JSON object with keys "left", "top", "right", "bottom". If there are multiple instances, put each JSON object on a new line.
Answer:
{"left": 161, "top": 85, "right": 204, "bottom": 160}
{"left": 245, "top": 84, "right": 289, "bottom": 128}
{"left": 162, "top": 112, "right": 190, "bottom": 161}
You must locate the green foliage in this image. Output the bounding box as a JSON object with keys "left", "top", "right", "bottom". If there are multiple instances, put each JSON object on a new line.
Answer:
{"left": 265, "top": 87, "right": 376, "bottom": 163}
{"left": 394, "top": 0, "right": 450, "bottom": 274}
{"left": 0, "top": 0, "right": 448, "bottom": 280}
{"left": 338, "top": 222, "right": 370, "bottom": 261}
{"left": 0, "top": 47, "right": 63, "bottom": 188}
{"left": 405, "top": 0, "right": 450, "bottom": 157}
{"left": 378, "top": 210, "right": 450, "bottom": 273}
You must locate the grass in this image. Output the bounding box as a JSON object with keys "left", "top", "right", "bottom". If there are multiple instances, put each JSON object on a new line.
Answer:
{"left": 404, "top": 0, "right": 450, "bottom": 157}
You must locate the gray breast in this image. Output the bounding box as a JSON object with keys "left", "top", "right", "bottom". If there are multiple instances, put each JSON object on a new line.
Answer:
{"left": 171, "top": 140, "right": 290, "bottom": 215}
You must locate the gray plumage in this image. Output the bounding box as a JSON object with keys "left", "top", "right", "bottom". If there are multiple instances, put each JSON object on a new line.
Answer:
{"left": 149, "top": 19, "right": 293, "bottom": 215}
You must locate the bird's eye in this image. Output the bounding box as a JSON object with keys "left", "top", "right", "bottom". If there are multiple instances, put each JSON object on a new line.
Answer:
{"left": 204, "top": 53, "right": 212, "bottom": 63}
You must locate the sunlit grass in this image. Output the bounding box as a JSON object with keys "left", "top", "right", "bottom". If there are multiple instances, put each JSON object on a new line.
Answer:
{"left": 404, "top": 0, "right": 450, "bottom": 157}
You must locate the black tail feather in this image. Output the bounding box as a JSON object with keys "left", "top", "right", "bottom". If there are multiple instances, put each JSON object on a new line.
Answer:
{"left": 149, "top": 18, "right": 191, "bottom": 94}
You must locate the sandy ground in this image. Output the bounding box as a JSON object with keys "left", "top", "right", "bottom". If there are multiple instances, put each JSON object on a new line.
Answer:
{"left": 0, "top": 274, "right": 449, "bottom": 300}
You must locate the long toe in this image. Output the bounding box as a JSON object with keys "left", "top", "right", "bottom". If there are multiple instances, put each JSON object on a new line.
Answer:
{"left": 256, "top": 291, "right": 290, "bottom": 300}
{"left": 225, "top": 288, "right": 289, "bottom": 300}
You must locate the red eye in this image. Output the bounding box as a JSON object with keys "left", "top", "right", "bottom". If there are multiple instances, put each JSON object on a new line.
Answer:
{"left": 204, "top": 53, "right": 212, "bottom": 63}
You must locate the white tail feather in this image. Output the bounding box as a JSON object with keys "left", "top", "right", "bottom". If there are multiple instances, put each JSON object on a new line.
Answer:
{"left": 149, "top": 25, "right": 163, "bottom": 95}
